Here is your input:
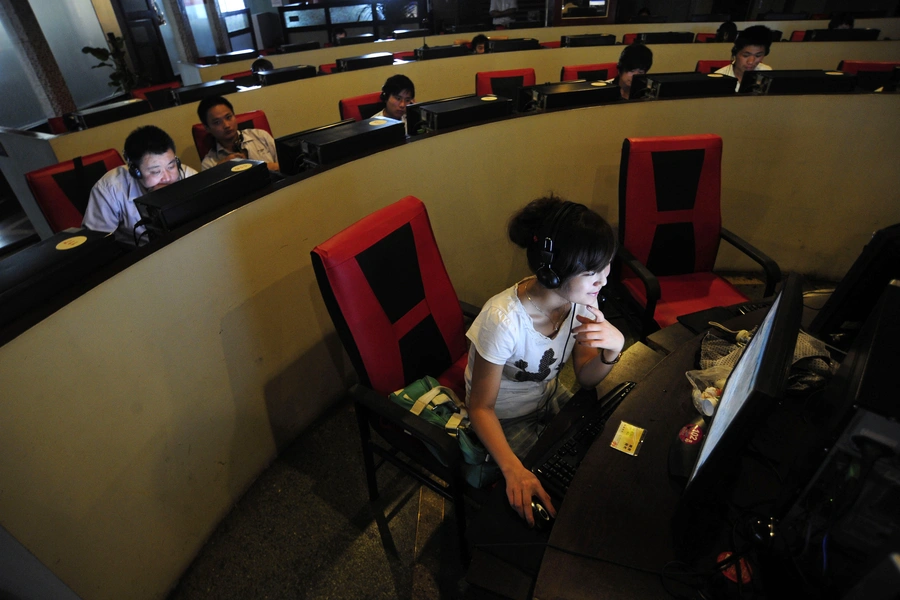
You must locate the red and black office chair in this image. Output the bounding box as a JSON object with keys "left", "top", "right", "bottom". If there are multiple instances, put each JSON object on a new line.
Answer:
{"left": 540, "top": 40, "right": 561, "bottom": 49}
{"left": 616, "top": 134, "right": 781, "bottom": 337}
{"left": 221, "top": 70, "right": 258, "bottom": 87}
{"left": 311, "top": 196, "right": 482, "bottom": 563}
{"left": 695, "top": 33, "right": 716, "bottom": 43}
{"left": 622, "top": 33, "right": 638, "bottom": 45}
{"left": 560, "top": 62, "right": 618, "bottom": 82}
{"left": 338, "top": 92, "right": 385, "bottom": 121}
{"left": 474, "top": 68, "right": 536, "bottom": 100}
{"left": 318, "top": 62, "right": 337, "bottom": 74}
{"left": 789, "top": 30, "right": 805, "bottom": 41}
{"left": 191, "top": 109, "right": 272, "bottom": 162}
{"left": 25, "top": 149, "right": 124, "bottom": 233}
{"left": 837, "top": 60, "right": 900, "bottom": 74}
{"left": 695, "top": 60, "right": 732, "bottom": 74}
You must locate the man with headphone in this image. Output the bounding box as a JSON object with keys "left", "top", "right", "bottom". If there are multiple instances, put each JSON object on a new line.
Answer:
{"left": 715, "top": 25, "right": 774, "bottom": 92}
{"left": 82, "top": 125, "right": 197, "bottom": 245}
{"left": 197, "top": 96, "right": 279, "bottom": 172}
{"left": 371, "top": 74, "right": 415, "bottom": 131}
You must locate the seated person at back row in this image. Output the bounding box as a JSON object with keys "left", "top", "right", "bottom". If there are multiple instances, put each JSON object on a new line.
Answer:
{"left": 197, "top": 95, "right": 279, "bottom": 172}
{"left": 372, "top": 74, "right": 415, "bottom": 127}
{"left": 608, "top": 43, "right": 653, "bottom": 101}
{"left": 715, "top": 25, "right": 773, "bottom": 92}
{"left": 83, "top": 125, "right": 197, "bottom": 245}
{"left": 466, "top": 196, "right": 624, "bottom": 526}
{"left": 472, "top": 34, "right": 488, "bottom": 54}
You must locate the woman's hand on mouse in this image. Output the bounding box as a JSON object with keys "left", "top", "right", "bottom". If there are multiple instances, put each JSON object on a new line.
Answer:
{"left": 504, "top": 464, "right": 556, "bottom": 527}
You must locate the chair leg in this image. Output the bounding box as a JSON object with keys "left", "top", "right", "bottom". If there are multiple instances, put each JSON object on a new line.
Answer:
{"left": 449, "top": 471, "right": 471, "bottom": 565}
{"left": 354, "top": 405, "right": 380, "bottom": 501}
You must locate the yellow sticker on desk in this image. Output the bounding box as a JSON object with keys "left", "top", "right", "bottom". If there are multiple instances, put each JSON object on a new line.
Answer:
{"left": 590, "top": 81, "right": 608, "bottom": 87}
{"left": 610, "top": 421, "right": 646, "bottom": 456}
{"left": 368, "top": 119, "right": 387, "bottom": 125}
{"left": 56, "top": 236, "right": 87, "bottom": 251}
{"left": 481, "top": 95, "right": 498, "bottom": 101}
{"left": 825, "top": 71, "right": 843, "bottom": 76}
{"left": 231, "top": 163, "right": 252, "bottom": 172}
{"left": 707, "top": 73, "right": 724, "bottom": 78}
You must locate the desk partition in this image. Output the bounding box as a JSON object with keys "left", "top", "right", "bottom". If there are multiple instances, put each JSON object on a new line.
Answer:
{"left": 0, "top": 93, "right": 898, "bottom": 600}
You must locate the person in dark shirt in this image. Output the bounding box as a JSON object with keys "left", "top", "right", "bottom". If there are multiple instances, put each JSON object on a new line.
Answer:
{"left": 609, "top": 43, "right": 653, "bottom": 100}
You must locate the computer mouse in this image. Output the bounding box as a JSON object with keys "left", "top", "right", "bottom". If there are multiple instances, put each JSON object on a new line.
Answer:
{"left": 531, "top": 498, "right": 554, "bottom": 531}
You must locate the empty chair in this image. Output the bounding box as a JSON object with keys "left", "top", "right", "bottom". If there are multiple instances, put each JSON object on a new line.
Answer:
{"left": 837, "top": 60, "right": 900, "bottom": 74}
{"left": 622, "top": 33, "right": 638, "bottom": 44}
{"left": 475, "top": 68, "right": 536, "bottom": 98}
{"left": 540, "top": 40, "right": 562, "bottom": 48}
{"left": 790, "top": 30, "right": 805, "bottom": 41}
{"left": 191, "top": 110, "right": 272, "bottom": 161}
{"left": 695, "top": 33, "right": 716, "bottom": 42}
{"left": 338, "top": 92, "right": 385, "bottom": 121}
{"left": 616, "top": 134, "right": 781, "bottom": 336}
{"left": 318, "top": 63, "right": 337, "bottom": 75}
{"left": 25, "top": 149, "right": 124, "bottom": 233}
{"left": 311, "top": 196, "right": 480, "bottom": 563}
{"left": 695, "top": 60, "right": 732, "bottom": 74}
{"left": 560, "top": 62, "right": 618, "bottom": 82}
{"left": 221, "top": 70, "right": 257, "bottom": 87}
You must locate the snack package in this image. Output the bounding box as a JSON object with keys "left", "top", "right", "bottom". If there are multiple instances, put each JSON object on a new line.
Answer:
{"left": 685, "top": 365, "right": 732, "bottom": 416}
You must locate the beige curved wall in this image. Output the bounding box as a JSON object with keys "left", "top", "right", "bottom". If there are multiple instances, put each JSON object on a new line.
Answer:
{"left": 1, "top": 92, "right": 899, "bottom": 600}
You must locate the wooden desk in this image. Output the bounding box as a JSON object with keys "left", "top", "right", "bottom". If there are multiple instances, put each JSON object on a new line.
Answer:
{"left": 532, "top": 331, "right": 707, "bottom": 599}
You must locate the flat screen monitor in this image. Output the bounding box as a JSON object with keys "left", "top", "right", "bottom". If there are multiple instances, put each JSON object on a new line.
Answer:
{"left": 739, "top": 69, "right": 857, "bottom": 95}
{"left": 630, "top": 72, "right": 737, "bottom": 99}
{"left": 414, "top": 44, "right": 469, "bottom": 60}
{"left": 808, "top": 223, "right": 900, "bottom": 352}
{"left": 684, "top": 273, "right": 804, "bottom": 498}
{"left": 561, "top": 33, "right": 616, "bottom": 47}
{"left": 803, "top": 28, "right": 880, "bottom": 41}
{"left": 335, "top": 51, "right": 393, "bottom": 71}
{"left": 636, "top": 31, "right": 693, "bottom": 43}
{"left": 215, "top": 49, "right": 257, "bottom": 64}
{"left": 170, "top": 80, "right": 239, "bottom": 106}
{"left": 256, "top": 65, "right": 316, "bottom": 86}
{"left": 519, "top": 81, "right": 621, "bottom": 112}
{"left": 405, "top": 95, "right": 471, "bottom": 135}
{"left": 71, "top": 99, "right": 151, "bottom": 129}
{"left": 337, "top": 33, "right": 375, "bottom": 46}
{"left": 393, "top": 28, "right": 429, "bottom": 39}
{"left": 134, "top": 159, "right": 270, "bottom": 237}
{"left": 487, "top": 38, "right": 541, "bottom": 53}
{"left": 275, "top": 119, "right": 354, "bottom": 174}
{"left": 279, "top": 41, "right": 320, "bottom": 52}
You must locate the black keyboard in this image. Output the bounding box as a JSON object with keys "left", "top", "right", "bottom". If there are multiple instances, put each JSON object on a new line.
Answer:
{"left": 532, "top": 381, "right": 637, "bottom": 499}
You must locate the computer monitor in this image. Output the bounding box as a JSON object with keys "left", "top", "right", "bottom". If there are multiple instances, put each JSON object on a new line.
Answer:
{"left": 683, "top": 273, "right": 804, "bottom": 499}
{"left": 0, "top": 228, "right": 123, "bottom": 333}
{"left": 636, "top": 31, "right": 694, "bottom": 43}
{"left": 256, "top": 65, "right": 317, "bottom": 86}
{"left": 518, "top": 81, "right": 621, "bottom": 112}
{"left": 487, "top": 38, "right": 541, "bottom": 53}
{"left": 170, "top": 80, "right": 239, "bottom": 106}
{"left": 808, "top": 223, "right": 900, "bottom": 352}
{"left": 279, "top": 41, "right": 320, "bottom": 52}
{"left": 335, "top": 51, "right": 393, "bottom": 71}
{"left": 274, "top": 118, "right": 405, "bottom": 173}
{"left": 803, "top": 28, "right": 880, "bottom": 41}
{"left": 739, "top": 69, "right": 857, "bottom": 95}
{"left": 414, "top": 44, "right": 469, "bottom": 60}
{"left": 405, "top": 95, "right": 471, "bottom": 135}
{"left": 134, "top": 159, "right": 270, "bottom": 237}
{"left": 560, "top": 33, "right": 616, "bottom": 47}
{"left": 630, "top": 72, "right": 737, "bottom": 100}
{"left": 393, "top": 28, "right": 429, "bottom": 39}
{"left": 337, "top": 33, "right": 375, "bottom": 46}
{"left": 275, "top": 119, "right": 354, "bottom": 174}
{"left": 71, "top": 99, "right": 151, "bottom": 129}
{"left": 215, "top": 49, "right": 257, "bottom": 64}
{"left": 417, "top": 95, "right": 513, "bottom": 133}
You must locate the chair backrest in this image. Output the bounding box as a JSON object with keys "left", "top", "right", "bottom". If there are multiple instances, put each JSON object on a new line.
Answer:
{"left": 623, "top": 33, "right": 638, "bottom": 45}
{"left": 618, "top": 134, "right": 723, "bottom": 276}
{"left": 694, "top": 33, "right": 716, "bottom": 42}
{"left": 560, "top": 62, "right": 618, "bottom": 82}
{"left": 25, "top": 149, "right": 124, "bottom": 233}
{"left": 311, "top": 196, "right": 467, "bottom": 397}
{"left": 338, "top": 92, "right": 385, "bottom": 121}
{"left": 837, "top": 60, "right": 900, "bottom": 74}
{"left": 540, "top": 40, "right": 561, "bottom": 48}
{"left": 191, "top": 109, "right": 272, "bottom": 161}
{"left": 475, "top": 68, "right": 536, "bottom": 97}
{"left": 393, "top": 51, "right": 415, "bottom": 60}
{"left": 318, "top": 63, "right": 337, "bottom": 74}
{"left": 790, "top": 30, "right": 805, "bottom": 41}
{"left": 695, "top": 59, "right": 732, "bottom": 74}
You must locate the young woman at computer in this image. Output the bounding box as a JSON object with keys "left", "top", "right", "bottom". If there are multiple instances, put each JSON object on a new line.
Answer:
{"left": 465, "top": 196, "right": 625, "bottom": 526}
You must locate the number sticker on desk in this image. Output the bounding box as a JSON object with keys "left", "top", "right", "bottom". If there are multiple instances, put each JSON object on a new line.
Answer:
{"left": 610, "top": 421, "right": 646, "bottom": 457}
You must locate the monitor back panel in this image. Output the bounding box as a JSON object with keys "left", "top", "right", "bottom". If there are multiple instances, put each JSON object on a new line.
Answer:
{"left": 419, "top": 95, "right": 513, "bottom": 132}
{"left": 561, "top": 34, "right": 616, "bottom": 47}
{"left": 524, "top": 81, "right": 621, "bottom": 111}
{"left": 257, "top": 65, "right": 317, "bottom": 86}
{"left": 488, "top": 38, "right": 541, "bottom": 52}
{"left": 336, "top": 52, "right": 394, "bottom": 71}
{"left": 300, "top": 118, "right": 406, "bottom": 166}
{"left": 73, "top": 99, "right": 151, "bottom": 129}
{"left": 741, "top": 70, "right": 858, "bottom": 95}
{"left": 415, "top": 44, "right": 469, "bottom": 60}
{"left": 634, "top": 72, "right": 738, "bottom": 99}
{"left": 171, "top": 80, "right": 239, "bottom": 105}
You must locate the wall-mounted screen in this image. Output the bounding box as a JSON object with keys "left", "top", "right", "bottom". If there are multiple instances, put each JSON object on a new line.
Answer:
{"left": 283, "top": 8, "right": 327, "bottom": 29}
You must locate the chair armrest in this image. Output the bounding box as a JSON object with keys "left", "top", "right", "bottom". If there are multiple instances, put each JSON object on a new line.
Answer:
{"left": 617, "top": 246, "right": 661, "bottom": 331}
{"left": 350, "top": 383, "right": 462, "bottom": 468}
{"left": 459, "top": 301, "right": 480, "bottom": 320}
{"left": 720, "top": 227, "right": 782, "bottom": 297}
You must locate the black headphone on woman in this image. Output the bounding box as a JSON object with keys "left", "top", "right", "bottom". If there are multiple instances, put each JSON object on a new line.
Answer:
{"left": 532, "top": 201, "right": 578, "bottom": 289}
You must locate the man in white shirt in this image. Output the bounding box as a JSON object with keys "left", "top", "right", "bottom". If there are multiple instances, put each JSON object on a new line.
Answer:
{"left": 82, "top": 125, "right": 197, "bottom": 245}
{"left": 197, "top": 96, "right": 279, "bottom": 171}
{"left": 490, "top": 0, "right": 517, "bottom": 28}
{"left": 715, "top": 25, "right": 775, "bottom": 92}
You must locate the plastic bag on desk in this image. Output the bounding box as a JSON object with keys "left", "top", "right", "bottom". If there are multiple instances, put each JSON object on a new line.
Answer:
{"left": 685, "top": 365, "right": 732, "bottom": 417}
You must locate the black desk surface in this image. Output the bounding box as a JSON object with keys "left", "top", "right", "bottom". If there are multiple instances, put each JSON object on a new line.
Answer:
{"left": 533, "top": 331, "right": 704, "bottom": 599}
